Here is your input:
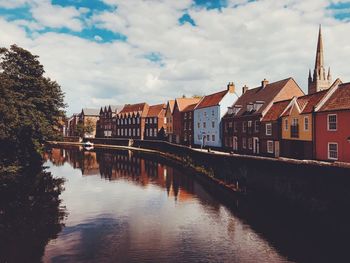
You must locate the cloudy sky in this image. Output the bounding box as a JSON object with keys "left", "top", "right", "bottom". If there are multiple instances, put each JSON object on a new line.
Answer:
{"left": 0, "top": 0, "right": 349, "bottom": 114}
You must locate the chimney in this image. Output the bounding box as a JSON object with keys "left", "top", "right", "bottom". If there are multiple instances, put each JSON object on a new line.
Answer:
{"left": 242, "top": 85, "right": 249, "bottom": 94}
{"left": 261, "top": 78, "right": 269, "bottom": 89}
{"left": 227, "top": 82, "right": 235, "bottom": 93}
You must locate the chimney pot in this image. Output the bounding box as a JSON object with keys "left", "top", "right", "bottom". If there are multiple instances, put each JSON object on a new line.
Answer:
{"left": 227, "top": 82, "right": 235, "bottom": 93}
{"left": 261, "top": 78, "right": 269, "bottom": 89}
{"left": 242, "top": 85, "right": 249, "bottom": 94}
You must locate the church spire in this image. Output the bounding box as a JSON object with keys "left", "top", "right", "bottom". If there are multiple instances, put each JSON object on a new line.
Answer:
{"left": 315, "top": 24, "right": 324, "bottom": 70}
{"left": 308, "top": 25, "right": 332, "bottom": 94}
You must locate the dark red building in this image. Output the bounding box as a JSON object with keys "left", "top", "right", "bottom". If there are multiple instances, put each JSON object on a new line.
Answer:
{"left": 315, "top": 82, "right": 350, "bottom": 162}
{"left": 144, "top": 103, "right": 166, "bottom": 140}
{"left": 114, "top": 103, "right": 149, "bottom": 140}
{"left": 182, "top": 102, "right": 200, "bottom": 146}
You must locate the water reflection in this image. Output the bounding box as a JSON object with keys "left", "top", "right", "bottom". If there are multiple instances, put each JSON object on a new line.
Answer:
{"left": 43, "top": 147, "right": 291, "bottom": 263}
{"left": 0, "top": 165, "right": 66, "bottom": 263}
{"left": 41, "top": 147, "right": 350, "bottom": 263}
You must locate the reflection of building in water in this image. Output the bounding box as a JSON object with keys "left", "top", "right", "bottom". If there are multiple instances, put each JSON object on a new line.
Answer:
{"left": 80, "top": 152, "right": 99, "bottom": 176}
{"left": 45, "top": 148, "right": 67, "bottom": 166}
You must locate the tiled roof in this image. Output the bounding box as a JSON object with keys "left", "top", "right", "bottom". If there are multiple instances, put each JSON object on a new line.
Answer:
{"left": 168, "top": 100, "right": 175, "bottom": 113}
{"left": 110, "top": 105, "right": 124, "bottom": 113}
{"left": 282, "top": 90, "right": 329, "bottom": 117}
{"left": 82, "top": 108, "right": 100, "bottom": 116}
{"left": 232, "top": 78, "right": 301, "bottom": 117}
{"left": 147, "top": 103, "right": 166, "bottom": 117}
{"left": 299, "top": 90, "right": 328, "bottom": 114}
{"left": 183, "top": 102, "right": 199, "bottom": 112}
{"left": 319, "top": 82, "right": 350, "bottom": 112}
{"left": 262, "top": 99, "right": 291, "bottom": 122}
{"left": 195, "top": 90, "right": 227, "bottom": 110}
{"left": 119, "top": 102, "right": 149, "bottom": 117}
{"left": 175, "top": 98, "right": 201, "bottom": 112}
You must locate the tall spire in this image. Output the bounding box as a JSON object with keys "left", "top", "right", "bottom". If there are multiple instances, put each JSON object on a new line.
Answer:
{"left": 315, "top": 24, "right": 324, "bottom": 70}
{"left": 308, "top": 25, "right": 331, "bottom": 94}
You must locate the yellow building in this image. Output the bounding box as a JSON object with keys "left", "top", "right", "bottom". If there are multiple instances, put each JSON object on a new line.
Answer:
{"left": 280, "top": 90, "right": 329, "bottom": 159}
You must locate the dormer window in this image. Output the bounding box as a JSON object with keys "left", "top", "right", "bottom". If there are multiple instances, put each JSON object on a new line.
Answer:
{"left": 247, "top": 103, "right": 253, "bottom": 112}
{"left": 253, "top": 101, "right": 264, "bottom": 111}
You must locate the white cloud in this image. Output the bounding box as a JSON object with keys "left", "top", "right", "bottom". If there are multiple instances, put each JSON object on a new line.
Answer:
{"left": 30, "top": 0, "right": 86, "bottom": 31}
{"left": 1, "top": 0, "right": 350, "bottom": 115}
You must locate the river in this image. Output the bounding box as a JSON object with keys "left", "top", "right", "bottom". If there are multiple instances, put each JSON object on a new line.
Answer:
{"left": 30, "top": 146, "right": 347, "bottom": 262}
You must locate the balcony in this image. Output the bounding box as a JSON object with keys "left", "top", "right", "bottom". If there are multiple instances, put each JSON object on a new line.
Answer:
{"left": 290, "top": 124, "right": 299, "bottom": 138}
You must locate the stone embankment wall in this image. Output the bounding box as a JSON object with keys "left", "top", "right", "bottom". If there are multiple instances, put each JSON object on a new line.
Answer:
{"left": 79, "top": 137, "right": 350, "bottom": 214}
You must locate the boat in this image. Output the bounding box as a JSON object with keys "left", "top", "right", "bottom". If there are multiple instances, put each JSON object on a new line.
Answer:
{"left": 83, "top": 141, "right": 94, "bottom": 150}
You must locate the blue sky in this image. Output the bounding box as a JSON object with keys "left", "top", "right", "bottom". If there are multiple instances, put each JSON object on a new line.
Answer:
{"left": 0, "top": 0, "right": 350, "bottom": 114}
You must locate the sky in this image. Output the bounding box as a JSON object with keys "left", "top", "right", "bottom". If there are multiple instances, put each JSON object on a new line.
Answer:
{"left": 0, "top": 0, "right": 350, "bottom": 115}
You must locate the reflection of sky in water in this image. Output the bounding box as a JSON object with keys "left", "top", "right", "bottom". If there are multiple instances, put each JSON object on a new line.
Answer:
{"left": 42, "top": 153, "right": 292, "bottom": 263}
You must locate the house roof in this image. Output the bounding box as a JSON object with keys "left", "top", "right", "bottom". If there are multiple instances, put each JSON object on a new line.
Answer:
{"left": 262, "top": 99, "right": 291, "bottom": 122}
{"left": 82, "top": 108, "right": 100, "bottom": 116}
{"left": 166, "top": 100, "right": 175, "bottom": 114}
{"left": 183, "top": 102, "right": 200, "bottom": 112}
{"left": 147, "top": 103, "right": 166, "bottom": 117}
{"left": 110, "top": 105, "right": 124, "bottom": 113}
{"left": 174, "top": 97, "right": 201, "bottom": 112}
{"left": 231, "top": 78, "right": 301, "bottom": 117}
{"left": 119, "top": 102, "right": 148, "bottom": 117}
{"left": 195, "top": 90, "right": 228, "bottom": 110}
{"left": 318, "top": 82, "right": 350, "bottom": 112}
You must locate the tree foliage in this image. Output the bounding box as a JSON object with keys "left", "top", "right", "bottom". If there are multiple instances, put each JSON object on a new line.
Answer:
{"left": 0, "top": 45, "right": 66, "bottom": 167}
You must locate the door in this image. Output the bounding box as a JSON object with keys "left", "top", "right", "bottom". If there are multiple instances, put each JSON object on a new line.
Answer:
{"left": 253, "top": 137, "right": 259, "bottom": 154}
{"left": 275, "top": 141, "right": 280, "bottom": 157}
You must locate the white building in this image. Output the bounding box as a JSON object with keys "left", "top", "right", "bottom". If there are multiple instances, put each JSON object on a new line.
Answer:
{"left": 194, "top": 83, "right": 238, "bottom": 148}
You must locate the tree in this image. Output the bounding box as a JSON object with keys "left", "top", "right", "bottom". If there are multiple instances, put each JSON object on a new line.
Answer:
{"left": 0, "top": 45, "right": 66, "bottom": 167}
{"left": 74, "top": 119, "right": 95, "bottom": 138}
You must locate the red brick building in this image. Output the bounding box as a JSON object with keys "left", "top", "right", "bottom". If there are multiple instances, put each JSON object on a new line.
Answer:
{"left": 315, "top": 82, "right": 350, "bottom": 162}
{"left": 97, "top": 105, "right": 123, "bottom": 138}
{"left": 182, "top": 101, "right": 200, "bottom": 146}
{"left": 165, "top": 100, "right": 175, "bottom": 141}
{"left": 144, "top": 103, "right": 166, "bottom": 140}
{"left": 172, "top": 98, "right": 201, "bottom": 144}
{"left": 222, "top": 78, "right": 304, "bottom": 155}
{"left": 114, "top": 103, "right": 149, "bottom": 140}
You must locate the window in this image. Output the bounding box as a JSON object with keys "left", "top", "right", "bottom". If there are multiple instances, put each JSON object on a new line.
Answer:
{"left": 328, "top": 114, "right": 337, "bottom": 131}
{"left": 129, "top": 129, "right": 131, "bottom": 136}
{"left": 212, "top": 121, "right": 215, "bottom": 128}
{"left": 137, "top": 128, "right": 140, "bottom": 136}
{"left": 203, "top": 122, "right": 206, "bottom": 128}
{"left": 189, "top": 112, "right": 192, "bottom": 119}
{"left": 206, "top": 134, "right": 210, "bottom": 141}
{"left": 197, "top": 122, "right": 200, "bottom": 129}
{"left": 247, "top": 103, "right": 253, "bottom": 111}
{"left": 117, "top": 129, "right": 120, "bottom": 136}
{"left": 184, "top": 123, "right": 187, "bottom": 131}
{"left": 154, "top": 117, "right": 157, "bottom": 123}
{"left": 304, "top": 116, "right": 309, "bottom": 131}
{"left": 132, "top": 118, "right": 135, "bottom": 124}
{"left": 212, "top": 134, "right": 215, "bottom": 141}
{"left": 137, "top": 117, "right": 140, "bottom": 124}
{"left": 164, "top": 117, "right": 167, "bottom": 124}
{"left": 189, "top": 124, "right": 192, "bottom": 131}
{"left": 284, "top": 119, "right": 288, "bottom": 131}
{"left": 265, "top": 123, "right": 272, "bottom": 136}
{"left": 242, "top": 137, "right": 246, "bottom": 149}
{"left": 248, "top": 138, "right": 252, "bottom": 149}
{"left": 204, "top": 112, "right": 207, "bottom": 117}
{"left": 233, "top": 137, "right": 238, "bottom": 150}
{"left": 145, "top": 118, "right": 148, "bottom": 124}
{"left": 233, "top": 122, "right": 237, "bottom": 132}
{"left": 146, "top": 129, "right": 149, "bottom": 136}
{"left": 248, "top": 121, "right": 252, "bottom": 131}
{"left": 228, "top": 122, "right": 232, "bottom": 128}
{"left": 242, "top": 122, "right": 247, "bottom": 133}
{"left": 121, "top": 129, "right": 124, "bottom": 136}
{"left": 150, "top": 118, "right": 153, "bottom": 124}
{"left": 254, "top": 120, "right": 259, "bottom": 132}
{"left": 328, "top": 143, "right": 338, "bottom": 160}
{"left": 154, "top": 128, "right": 157, "bottom": 136}
{"left": 212, "top": 110, "right": 214, "bottom": 116}
{"left": 267, "top": 140, "right": 274, "bottom": 153}
{"left": 128, "top": 119, "right": 131, "bottom": 124}
{"left": 150, "top": 129, "right": 153, "bottom": 136}
{"left": 133, "top": 128, "right": 135, "bottom": 136}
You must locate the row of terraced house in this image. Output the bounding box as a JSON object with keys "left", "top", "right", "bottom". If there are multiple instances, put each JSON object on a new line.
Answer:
{"left": 65, "top": 27, "right": 350, "bottom": 163}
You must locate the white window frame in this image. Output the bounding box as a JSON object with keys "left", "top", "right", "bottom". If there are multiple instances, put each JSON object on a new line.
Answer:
{"left": 284, "top": 118, "right": 288, "bottom": 131}
{"left": 267, "top": 140, "right": 274, "bottom": 153}
{"left": 233, "top": 136, "right": 238, "bottom": 150}
{"left": 327, "top": 114, "right": 337, "bottom": 131}
{"left": 248, "top": 137, "right": 252, "bottom": 150}
{"left": 265, "top": 123, "right": 272, "bottom": 136}
{"left": 254, "top": 120, "right": 259, "bottom": 133}
{"left": 304, "top": 116, "right": 309, "bottom": 131}
{"left": 242, "top": 121, "right": 247, "bottom": 133}
{"left": 328, "top": 142, "right": 338, "bottom": 160}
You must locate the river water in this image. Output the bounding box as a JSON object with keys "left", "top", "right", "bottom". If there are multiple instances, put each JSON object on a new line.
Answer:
{"left": 37, "top": 146, "right": 345, "bottom": 263}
